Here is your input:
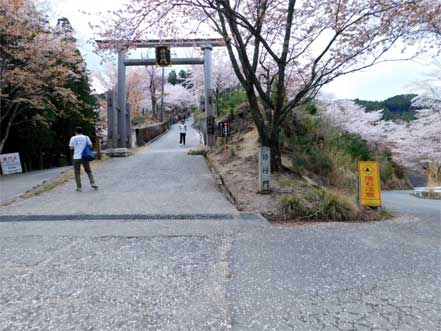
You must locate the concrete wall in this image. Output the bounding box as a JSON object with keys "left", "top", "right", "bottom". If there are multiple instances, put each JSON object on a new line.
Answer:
{"left": 135, "top": 121, "right": 171, "bottom": 146}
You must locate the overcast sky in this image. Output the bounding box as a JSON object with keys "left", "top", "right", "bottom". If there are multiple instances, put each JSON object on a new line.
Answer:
{"left": 48, "top": 0, "right": 439, "bottom": 101}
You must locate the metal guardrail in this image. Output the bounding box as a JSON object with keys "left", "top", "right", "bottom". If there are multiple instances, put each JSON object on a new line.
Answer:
{"left": 413, "top": 186, "right": 441, "bottom": 196}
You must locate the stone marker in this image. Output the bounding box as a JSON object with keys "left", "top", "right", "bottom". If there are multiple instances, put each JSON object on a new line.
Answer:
{"left": 258, "top": 146, "right": 271, "bottom": 192}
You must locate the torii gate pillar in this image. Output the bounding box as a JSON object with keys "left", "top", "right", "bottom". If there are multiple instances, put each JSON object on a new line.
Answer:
{"left": 203, "top": 45, "right": 216, "bottom": 146}
{"left": 117, "top": 50, "right": 132, "bottom": 148}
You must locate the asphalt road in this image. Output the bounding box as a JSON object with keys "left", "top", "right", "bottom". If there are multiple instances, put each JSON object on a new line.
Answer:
{"left": 0, "top": 122, "right": 439, "bottom": 330}
{"left": 227, "top": 192, "right": 440, "bottom": 330}
{"left": 382, "top": 190, "right": 440, "bottom": 222}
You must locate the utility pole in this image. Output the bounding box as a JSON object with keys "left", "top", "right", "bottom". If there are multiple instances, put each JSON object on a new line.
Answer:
{"left": 160, "top": 67, "right": 165, "bottom": 122}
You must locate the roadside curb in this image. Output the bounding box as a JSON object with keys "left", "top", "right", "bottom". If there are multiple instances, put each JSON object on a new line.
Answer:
{"left": 191, "top": 123, "right": 205, "bottom": 145}
{"left": 205, "top": 154, "right": 238, "bottom": 206}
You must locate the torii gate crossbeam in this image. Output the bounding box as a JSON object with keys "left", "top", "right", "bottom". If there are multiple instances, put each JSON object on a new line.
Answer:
{"left": 124, "top": 58, "right": 204, "bottom": 66}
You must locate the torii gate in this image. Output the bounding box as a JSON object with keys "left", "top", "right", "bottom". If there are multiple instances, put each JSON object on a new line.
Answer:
{"left": 96, "top": 39, "right": 225, "bottom": 150}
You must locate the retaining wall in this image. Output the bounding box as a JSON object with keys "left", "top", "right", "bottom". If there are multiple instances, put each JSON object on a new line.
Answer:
{"left": 135, "top": 120, "right": 171, "bottom": 146}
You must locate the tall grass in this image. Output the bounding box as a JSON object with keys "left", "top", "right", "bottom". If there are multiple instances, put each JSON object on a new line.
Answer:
{"left": 427, "top": 164, "right": 441, "bottom": 187}
{"left": 280, "top": 188, "right": 358, "bottom": 222}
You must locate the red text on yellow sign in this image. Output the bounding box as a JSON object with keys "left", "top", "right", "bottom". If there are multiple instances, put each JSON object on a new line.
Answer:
{"left": 358, "top": 161, "right": 382, "bottom": 207}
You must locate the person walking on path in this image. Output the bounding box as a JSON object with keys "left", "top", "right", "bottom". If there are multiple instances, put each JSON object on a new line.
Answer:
{"left": 69, "top": 127, "right": 98, "bottom": 192}
{"left": 179, "top": 119, "right": 187, "bottom": 145}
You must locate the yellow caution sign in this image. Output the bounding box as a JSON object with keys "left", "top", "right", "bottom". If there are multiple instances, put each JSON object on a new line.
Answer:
{"left": 358, "top": 161, "right": 382, "bottom": 207}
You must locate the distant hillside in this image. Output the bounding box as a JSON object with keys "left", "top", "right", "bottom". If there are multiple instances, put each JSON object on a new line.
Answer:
{"left": 354, "top": 94, "right": 417, "bottom": 121}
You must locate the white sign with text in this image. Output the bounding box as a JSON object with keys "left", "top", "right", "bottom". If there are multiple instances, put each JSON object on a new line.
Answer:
{"left": 0, "top": 153, "right": 23, "bottom": 175}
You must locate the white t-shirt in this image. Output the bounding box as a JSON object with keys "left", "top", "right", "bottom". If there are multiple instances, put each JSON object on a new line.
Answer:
{"left": 179, "top": 124, "right": 187, "bottom": 134}
{"left": 69, "top": 134, "right": 92, "bottom": 160}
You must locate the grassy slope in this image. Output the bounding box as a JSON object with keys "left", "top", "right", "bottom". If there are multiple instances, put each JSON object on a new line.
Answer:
{"left": 196, "top": 91, "right": 409, "bottom": 221}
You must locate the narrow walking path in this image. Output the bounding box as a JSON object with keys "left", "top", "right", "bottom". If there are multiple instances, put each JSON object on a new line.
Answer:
{"left": 0, "top": 120, "right": 236, "bottom": 216}
{"left": 0, "top": 166, "right": 70, "bottom": 205}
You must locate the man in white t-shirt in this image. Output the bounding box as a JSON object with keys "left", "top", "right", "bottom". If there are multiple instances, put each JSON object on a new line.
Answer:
{"left": 179, "top": 119, "right": 187, "bottom": 145}
{"left": 69, "top": 126, "right": 98, "bottom": 192}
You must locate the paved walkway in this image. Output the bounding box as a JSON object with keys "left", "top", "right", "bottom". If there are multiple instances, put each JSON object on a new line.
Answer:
{"left": 0, "top": 121, "right": 236, "bottom": 216}
{"left": 0, "top": 166, "right": 70, "bottom": 205}
{"left": 0, "top": 123, "right": 439, "bottom": 330}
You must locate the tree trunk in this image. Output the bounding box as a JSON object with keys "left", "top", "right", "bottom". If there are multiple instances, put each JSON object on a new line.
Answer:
{"left": 269, "top": 128, "right": 282, "bottom": 171}
{"left": 151, "top": 95, "right": 157, "bottom": 118}
{"left": 0, "top": 111, "right": 16, "bottom": 154}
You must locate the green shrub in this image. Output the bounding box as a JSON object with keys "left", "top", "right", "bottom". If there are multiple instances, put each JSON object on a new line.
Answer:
{"left": 194, "top": 110, "right": 205, "bottom": 123}
{"left": 308, "top": 149, "right": 333, "bottom": 177}
{"left": 420, "top": 191, "right": 441, "bottom": 200}
{"left": 291, "top": 147, "right": 333, "bottom": 177}
{"left": 188, "top": 148, "right": 207, "bottom": 156}
{"left": 306, "top": 102, "right": 317, "bottom": 115}
{"left": 330, "top": 133, "right": 372, "bottom": 161}
{"left": 301, "top": 115, "right": 320, "bottom": 133}
{"left": 217, "top": 90, "right": 247, "bottom": 116}
{"left": 291, "top": 156, "right": 305, "bottom": 174}
{"left": 380, "top": 160, "right": 394, "bottom": 182}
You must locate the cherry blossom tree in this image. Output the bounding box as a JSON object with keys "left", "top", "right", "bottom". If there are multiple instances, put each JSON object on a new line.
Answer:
{"left": 145, "top": 66, "right": 162, "bottom": 118}
{"left": 321, "top": 100, "right": 386, "bottom": 143}
{"left": 186, "top": 51, "right": 240, "bottom": 109}
{"left": 211, "top": 58, "right": 241, "bottom": 114}
{"left": 0, "top": 0, "right": 89, "bottom": 153}
{"left": 125, "top": 69, "right": 148, "bottom": 117}
{"left": 94, "top": 0, "right": 438, "bottom": 169}
{"left": 413, "top": 59, "right": 441, "bottom": 100}
{"left": 164, "top": 83, "right": 198, "bottom": 110}
{"left": 95, "top": 65, "right": 161, "bottom": 117}
{"left": 396, "top": 0, "right": 441, "bottom": 53}
{"left": 321, "top": 97, "right": 441, "bottom": 184}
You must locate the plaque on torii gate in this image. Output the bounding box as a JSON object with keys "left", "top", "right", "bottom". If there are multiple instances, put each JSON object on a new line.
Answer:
{"left": 96, "top": 38, "right": 225, "bottom": 151}
{"left": 155, "top": 46, "right": 171, "bottom": 67}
